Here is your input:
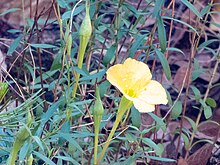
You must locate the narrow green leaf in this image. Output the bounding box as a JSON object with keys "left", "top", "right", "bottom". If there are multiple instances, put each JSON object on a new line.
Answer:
{"left": 0, "top": 8, "right": 20, "bottom": 16}
{"left": 200, "top": 5, "right": 211, "bottom": 16}
{"left": 146, "top": 155, "right": 176, "bottom": 162}
{"left": 19, "top": 143, "right": 31, "bottom": 161}
{"left": 182, "top": 133, "right": 190, "bottom": 150}
{"left": 190, "top": 86, "right": 201, "bottom": 102}
{"left": 181, "top": 0, "right": 202, "bottom": 18}
{"left": 183, "top": 116, "right": 197, "bottom": 132}
{"left": 54, "top": 156, "right": 80, "bottom": 165}
{"left": 206, "top": 98, "right": 217, "bottom": 108}
{"left": 198, "top": 39, "right": 219, "bottom": 50}
{"left": 7, "top": 29, "right": 21, "bottom": 33}
{"left": 210, "top": 22, "right": 220, "bottom": 29}
{"left": 130, "top": 106, "right": 140, "bottom": 128}
{"left": 31, "top": 44, "right": 56, "bottom": 48}
{"left": 200, "top": 99, "right": 212, "bottom": 119}
{"left": 58, "top": 133, "right": 83, "bottom": 152}
{"left": 192, "top": 69, "right": 204, "bottom": 81}
{"left": 99, "top": 81, "right": 110, "bottom": 98}
{"left": 142, "top": 138, "right": 162, "bottom": 156}
{"left": 62, "top": 5, "right": 85, "bottom": 20}
{"left": 192, "top": 59, "right": 204, "bottom": 81}
{"left": 33, "top": 136, "right": 44, "bottom": 151}
{"left": 153, "top": 0, "right": 165, "bottom": 18}
{"left": 148, "top": 112, "right": 166, "bottom": 132}
{"left": 50, "top": 51, "right": 62, "bottom": 71}
{"left": 157, "top": 16, "right": 167, "bottom": 53}
{"left": 171, "top": 101, "right": 182, "bottom": 119}
{"left": 79, "top": 70, "right": 106, "bottom": 81}
{"left": 103, "top": 44, "right": 116, "bottom": 66}
{"left": 155, "top": 49, "right": 171, "bottom": 80}
{"left": 204, "top": 106, "right": 212, "bottom": 119}
{"left": 7, "top": 36, "right": 22, "bottom": 55}
{"left": 163, "top": 16, "right": 198, "bottom": 34}
{"left": 128, "top": 35, "right": 145, "bottom": 57}
{"left": 166, "top": 90, "right": 172, "bottom": 106}
{"left": 166, "top": 47, "right": 185, "bottom": 55}
{"left": 33, "top": 151, "right": 56, "bottom": 165}
{"left": 125, "top": 133, "right": 137, "bottom": 143}
{"left": 57, "top": 0, "right": 69, "bottom": 8}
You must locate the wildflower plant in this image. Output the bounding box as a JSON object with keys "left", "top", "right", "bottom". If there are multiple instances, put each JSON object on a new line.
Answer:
{"left": 97, "top": 58, "right": 168, "bottom": 163}
{"left": 2, "top": 0, "right": 219, "bottom": 164}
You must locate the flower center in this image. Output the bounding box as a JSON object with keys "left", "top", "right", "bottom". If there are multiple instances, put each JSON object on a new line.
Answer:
{"left": 126, "top": 88, "right": 137, "bottom": 98}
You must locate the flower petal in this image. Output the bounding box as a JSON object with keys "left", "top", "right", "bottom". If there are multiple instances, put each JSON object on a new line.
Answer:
{"left": 138, "top": 80, "right": 168, "bottom": 105}
{"left": 133, "top": 98, "right": 155, "bottom": 112}
{"left": 106, "top": 63, "right": 126, "bottom": 96}
{"left": 106, "top": 58, "right": 152, "bottom": 99}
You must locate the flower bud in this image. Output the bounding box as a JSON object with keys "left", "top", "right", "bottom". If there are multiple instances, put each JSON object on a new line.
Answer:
{"left": 79, "top": 1, "right": 92, "bottom": 38}
{"left": 27, "top": 154, "right": 33, "bottom": 165}
{"left": 93, "top": 87, "right": 104, "bottom": 116}
{"left": 16, "top": 126, "right": 30, "bottom": 142}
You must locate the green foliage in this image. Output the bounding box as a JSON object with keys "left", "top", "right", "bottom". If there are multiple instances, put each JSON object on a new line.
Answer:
{"left": 7, "top": 36, "right": 22, "bottom": 55}
{"left": 171, "top": 101, "right": 182, "bottom": 119}
{"left": 1, "top": 0, "right": 219, "bottom": 164}
{"left": 155, "top": 49, "right": 171, "bottom": 80}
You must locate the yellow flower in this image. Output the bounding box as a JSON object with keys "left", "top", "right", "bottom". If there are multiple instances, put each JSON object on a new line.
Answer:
{"left": 106, "top": 58, "right": 168, "bottom": 112}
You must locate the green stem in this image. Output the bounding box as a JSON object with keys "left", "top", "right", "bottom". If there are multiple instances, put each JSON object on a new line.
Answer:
{"left": 72, "top": 36, "right": 88, "bottom": 98}
{"left": 72, "top": 0, "right": 92, "bottom": 98}
{"left": 27, "top": 154, "right": 33, "bottom": 165}
{"left": 7, "top": 140, "right": 23, "bottom": 165}
{"left": 94, "top": 115, "right": 102, "bottom": 165}
{"left": 97, "top": 96, "right": 132, "bottom": 164}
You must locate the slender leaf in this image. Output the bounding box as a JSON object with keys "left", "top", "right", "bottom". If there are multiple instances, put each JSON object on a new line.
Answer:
{"left": 198, "top": 39, "right": 219, "bottom": 49}
{"left": 142, "top": 138, "right": 162, "bottom": 156}
{"left": 171, "top": 101, "right": 182, "bottom": 119}
{"left": 146, "top": 155, "right": 176, "bottom": 162}
{"left": 155, "top": 49, "right": 171, "bottom": 80}
{"left": 163, "top": 16, "right": 198, "bottom": 34}
{"left": 200, "top": 99, "right": 212, "bottom": 119}
{"left": 130, "top": 106, "right": 140, "bottom": 128}
{"left": 191, "top": 86, "right": 201, "bottom": 102}
{"left": 182, "top": 133, "right": 190, "bottom": 150}
{"left": 0, "top": 8, "right": 20, "bottom": 16}
{"left": 128, "top": 35, "right": 145, "bottom": 57}
{"left": 181, "top": 0, "right": 202, "bottom": 18}
{"left": 153, "top": 0, "right": 165, "bottom": 18}
{"left": 54, "top": 156, "right": 80, "bottom": 165}
{"left": 31, "top": 44, "right": 56, "bottom": 49}
{"left": 157, "top": 16, "right": 167, "bottom": 53}
{"left": 7, "top": 36, "right": 22, "bottom": 55}
{"left": 148, "top": 112, "right": 166, "bottom": 132}
{"left": 103, "top": 44, "right": 116, "bottom": 66}
{"left": 183, "top": 116, "right": 197, "bottom": 132}
{"left": 33, "top": 151, "right": 56, "bottom": 165}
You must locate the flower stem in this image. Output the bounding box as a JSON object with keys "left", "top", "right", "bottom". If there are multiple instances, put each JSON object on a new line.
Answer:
{"left": 97, "top": 96, "right": 132, "bottom": 164}
{"left": 94, "top": 115, "right": 102, "bottom": 165}
{"left": 93, "top": 87, "right": 104, "bottom": 165}
{"left": 7, "top": 127, "right": 30, "bottom": 165}
{"left": 7, "top": 140, "right": 22, "bottom": 165}
{"left": 72, "top": 0, "right": 92, "bottom": 98}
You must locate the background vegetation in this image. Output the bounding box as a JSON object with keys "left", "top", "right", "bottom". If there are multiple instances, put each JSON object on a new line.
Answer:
{"left": 0, "top": 0, "right": 220, "bottom": 164}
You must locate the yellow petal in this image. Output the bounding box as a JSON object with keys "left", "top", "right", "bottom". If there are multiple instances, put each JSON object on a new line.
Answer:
{"left": 137, "top": 80, "right": 168, "bottom": 105}
{"left": 106, "top": 58, "right": 152, "bottom": 99}
{"left": 133, "top": 98, "right": 155, "bottom": 112}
